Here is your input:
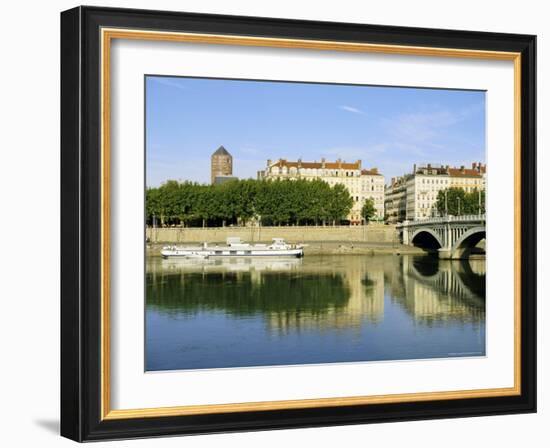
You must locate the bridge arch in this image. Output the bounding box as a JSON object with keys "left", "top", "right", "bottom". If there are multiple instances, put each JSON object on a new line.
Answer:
{"left": 410, "top": 228, "right": 443, "bottom": 250}
{"left": 451, "top": 226, "right": 486, "bottom": 259}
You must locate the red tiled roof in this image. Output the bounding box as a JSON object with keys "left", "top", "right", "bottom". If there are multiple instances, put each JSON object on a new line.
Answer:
{"left": 447, "top": 168, "right": 484, "bottom": 178}
{"left": 415, "top": 163, "right": 486, "bottom": 178}
{"left": 271, "top": 159, "right": 362, "bottom": 170}
{"left": 361, "top": 168, "right": 382, "bottom": 176}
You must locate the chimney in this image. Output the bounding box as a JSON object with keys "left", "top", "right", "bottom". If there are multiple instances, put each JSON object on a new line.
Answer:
{"left": 460, "top": 165, "right": 465, "bottom": 173}
{"left": 298, "top": 158, "right": 302, "bottom": 168}
{"left": 267, "top": 159, "right": 272, "bottom": 167}
{"left": 472, "top": 162, "right": 476, "bottom": 170}
{"left": 357, "top": 160, "right": 362, "bottom": 169}
{"left": 321, "top": 157, "right": 326, "bottom": 168}
{"left": 427, "top": 163, "right": 432, "bottom": 169}
{"left": 413, "top": 163, "right": 417, "bottom": 173}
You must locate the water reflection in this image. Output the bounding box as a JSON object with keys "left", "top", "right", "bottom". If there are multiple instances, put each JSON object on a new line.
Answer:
{"left": 148, "top": 255, "right": 484, "bottom": 330}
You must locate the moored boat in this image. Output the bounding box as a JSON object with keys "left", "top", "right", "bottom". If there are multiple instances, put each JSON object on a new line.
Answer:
{"left": 160, "top": 237, "right": 304, "bottom": 259}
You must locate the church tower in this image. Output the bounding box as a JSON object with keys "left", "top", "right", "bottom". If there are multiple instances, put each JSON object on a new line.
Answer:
{"left": 210, "top": 145, "right": 233, "bottom": 184}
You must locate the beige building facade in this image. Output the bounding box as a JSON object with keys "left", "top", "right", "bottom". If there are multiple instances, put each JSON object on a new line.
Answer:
{"left": 258, "top": 158, "right": 385, "bottom": 224}
{"left": 385, "top": 162, "right": 486, "bottom": 222}
{"left": 385, "top": 176, "right": 409, "bottom": 224}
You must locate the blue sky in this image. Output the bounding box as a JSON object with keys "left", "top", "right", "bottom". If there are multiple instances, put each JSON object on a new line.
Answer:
{"left": 146, "top": 76, "right": 485, "bottom": 187}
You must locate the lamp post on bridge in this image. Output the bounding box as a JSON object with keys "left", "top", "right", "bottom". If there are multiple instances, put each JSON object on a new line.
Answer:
{"left": 478, "top": 189, "right": 482, "bottom": 215}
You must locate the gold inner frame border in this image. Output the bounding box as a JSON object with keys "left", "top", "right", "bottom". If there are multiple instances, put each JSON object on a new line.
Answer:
{"left": 100, "top": 27, "right": 522, "bottom": 421}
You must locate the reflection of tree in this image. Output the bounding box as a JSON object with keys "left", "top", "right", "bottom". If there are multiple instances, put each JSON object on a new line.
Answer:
{"left": 147, "top": 272, "right": 350, "bottom": 318}
{"left": 146, "top": 253, "right": 485, "bottom": 333}
{"left": 361, "top": 274, "right": 375, "bottom": 288}
{"left": 147, "top": 256, "right": 387, "bottom": 332}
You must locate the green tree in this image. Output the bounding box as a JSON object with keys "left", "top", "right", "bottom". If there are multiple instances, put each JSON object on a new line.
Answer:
{"left": 146, "top": 177, "right": 361, "bottom": 227}
{"left": 326, "top": 183, "right": 353, "bottom": 225}
{"left": 436, "top": 187, "right": 485, "bottom": 216}
{"left": 361, "top": 198, "right": 376, "bottom": 223}
{"left": 463, "top": 188, "right": 485, "bottom": 215}
{"left": 145, "top": 187, "right": 163, "bottom": 226}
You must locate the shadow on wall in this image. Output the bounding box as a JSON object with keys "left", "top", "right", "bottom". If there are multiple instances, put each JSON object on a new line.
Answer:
{"left": 33, "top": 419, "right": 59, "bottom": 435}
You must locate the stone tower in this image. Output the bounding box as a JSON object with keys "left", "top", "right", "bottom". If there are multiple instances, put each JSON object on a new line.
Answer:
{"left": 211, "top": 145, "right": 233, "bottom": 184}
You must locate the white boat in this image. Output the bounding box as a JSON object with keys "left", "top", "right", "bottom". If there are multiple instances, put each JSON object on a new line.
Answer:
{"left": 186, "top": 251, "right": 210, "bottom": 259}
{"left": 160, "top": 237, "right": 304, "bottom": 259}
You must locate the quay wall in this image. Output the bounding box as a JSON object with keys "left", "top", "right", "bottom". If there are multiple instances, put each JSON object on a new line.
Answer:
{"left": 146, "top": 224, "right": 398, "bottom": 244}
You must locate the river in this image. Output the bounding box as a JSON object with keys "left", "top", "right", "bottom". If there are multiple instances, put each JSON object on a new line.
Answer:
{"left": 145, "top": 254, "right": 485, "bottom": 371}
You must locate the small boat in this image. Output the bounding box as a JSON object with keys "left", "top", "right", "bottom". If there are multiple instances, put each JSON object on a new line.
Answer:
{"left": 160, "top": 237, "right": 304, "bottom": 259}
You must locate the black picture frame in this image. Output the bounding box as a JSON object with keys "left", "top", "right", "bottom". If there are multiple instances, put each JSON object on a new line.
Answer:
{"left": 61, "top": 5, "right": 536, "bottom": 442}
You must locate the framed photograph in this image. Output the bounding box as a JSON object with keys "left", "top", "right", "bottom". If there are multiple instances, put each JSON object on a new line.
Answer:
{"left": 60, "top": 6, "right": 536, "bottom": 441}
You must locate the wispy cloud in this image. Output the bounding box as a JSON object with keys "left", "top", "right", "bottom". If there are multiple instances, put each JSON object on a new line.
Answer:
{"left": 387, "top": 102, "right": 484, "bottom": 145}
{"left": 390, "top": 110, "right": 458, "bottom": 143}
{"left": 150, "top": 77, "right": 188, "bottom": 91}
{"left": 339, "top": 105, "right": 364, "bottom": 115}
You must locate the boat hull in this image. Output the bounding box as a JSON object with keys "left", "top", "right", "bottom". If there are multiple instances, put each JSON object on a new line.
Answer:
{"left": 160, "top": 248, "right": 304, "bottom": 259}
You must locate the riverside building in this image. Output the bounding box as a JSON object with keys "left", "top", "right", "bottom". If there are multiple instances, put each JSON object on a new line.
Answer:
{"left": 258, "top": 158, "right": 385, "bottom": 224}
{"left": 385, "top": 162, "right": 486, "bottom": 222}
{"left": 385, "top": 176, "right": 408, "bottom": 224}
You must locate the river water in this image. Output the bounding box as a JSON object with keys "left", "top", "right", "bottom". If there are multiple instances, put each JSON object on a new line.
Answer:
{"left": 145, "top": 254, "right": 485, "bottom": 371}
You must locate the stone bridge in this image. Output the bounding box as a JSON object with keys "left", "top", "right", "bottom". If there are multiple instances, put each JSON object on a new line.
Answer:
{"left": 397, "top": 215, "right": 486, "bottom": 259}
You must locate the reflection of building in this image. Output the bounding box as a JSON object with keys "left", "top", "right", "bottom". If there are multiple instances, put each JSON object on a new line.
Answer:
{"left": 258, "top": 158, "right": 385, "bottom": 224}
{"left": 385, "top": 163, "right": 486, "bottom": 222}
{"left": 211, "top": 145, "right": 234, "bottom": 184}
{"left": 149, "top": 255, "right": 385, "bottom": 332}
{"left": 267, "top": 259, "right": 385, "bottom": 333}
{"left": 147, "top": 254, "right": 484, "bottom": 330}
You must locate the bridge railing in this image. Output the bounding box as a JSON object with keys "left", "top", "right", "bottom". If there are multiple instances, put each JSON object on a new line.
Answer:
{"left": 396, "top": 214, "right": 486, "bottom": 228}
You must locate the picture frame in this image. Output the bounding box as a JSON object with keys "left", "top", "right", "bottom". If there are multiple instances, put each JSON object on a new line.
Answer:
{"left": 60, "top": 5, "right": 536, "bottom": 442}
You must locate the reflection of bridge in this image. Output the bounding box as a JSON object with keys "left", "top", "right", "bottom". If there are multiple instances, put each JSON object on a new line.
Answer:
{"left": 406, "top": 257, "right": 485, "bottom": 304}
{"left": 397, "top": 215, "right": 486, "bottom": 260}
{"left": 397, "top": 256, "right": 485, "bottom": 324}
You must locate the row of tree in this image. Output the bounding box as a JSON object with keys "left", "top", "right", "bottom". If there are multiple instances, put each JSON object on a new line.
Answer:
{"left": 146, "top": 179, "right": 357, "bottom": 227}
{"left": 435, "top": 187, "right": 486, "bottom": 216}
{"left": 146, "top": 181, "right": 483, "bottom": 228}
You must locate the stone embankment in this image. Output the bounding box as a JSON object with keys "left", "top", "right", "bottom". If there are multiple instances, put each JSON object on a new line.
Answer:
{"left": 145, "top": 225, "right": 428, "bottom": 256}
{"left": 147, "top": 224, "right": 397, "bottom": 244}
